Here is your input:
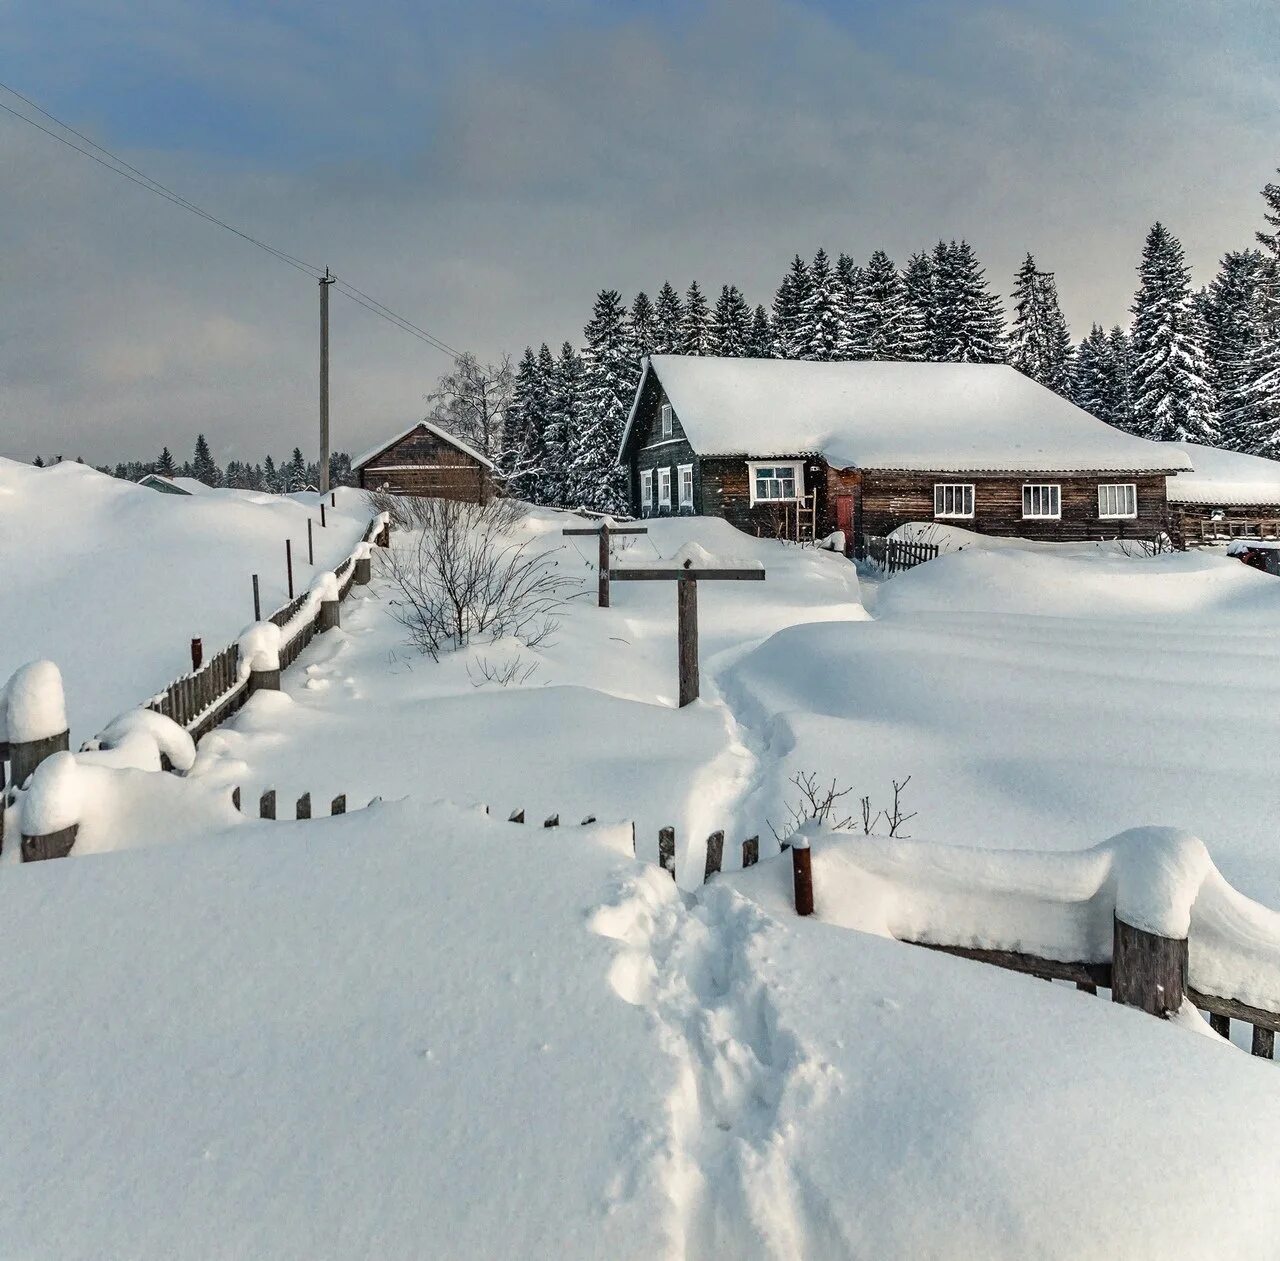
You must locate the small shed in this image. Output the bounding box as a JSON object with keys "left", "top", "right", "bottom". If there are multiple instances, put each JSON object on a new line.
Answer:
{"left": 353, "top": 420, "right": 494, "bottom": 502}
{"left": 138, "top": 473, "right": 192, "bottom": 496}
{"left": 1166, "top": 442, "right": 1280, "bottom": 543}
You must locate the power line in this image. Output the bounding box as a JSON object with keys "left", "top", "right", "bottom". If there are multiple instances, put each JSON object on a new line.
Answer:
{"left": 0, "top": 81, "right": 461, "bottom": 359}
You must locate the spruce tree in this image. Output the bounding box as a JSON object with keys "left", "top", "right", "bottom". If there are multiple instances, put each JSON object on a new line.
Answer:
{"left": 500, "top": 346, "right": 545, "bottom": 498}
{"left": 849, "top": 250, "right": 921, "bottom": 360}
{"left": 263, "top": 454, "right": 278, "bottom": 492}
{"left": 192, "top": 434, "right": 220, "bottom": 486}
{"left": 33, "top": 455, "right": 44, "bottom": 467}
{"left": 653, "top": 282, "right": 684, "bottom": 354}
{"left": 903, "top": 251, "right": 937, "bottom": 361}
{"left": 156, "top": 446, "right": 177, "bottom": 477}
{"left": 1009, "top": 253, "right": 1074, "bottom": 394}
{"left": 571, "top": 290, "right": 631, "bottom": 512}
{"left": 931, "top": 240, "right": 1007, "bottom": 363}
{"left": 1129, "top": 222, "right": 1217, "bottom": 443}
{"left": 679, "top": 281, "right": 714, "bottom": 355}
{"left": 748, "top": 304, "right": 773, "bottom": 358}
{"left": 1240, "top": 173, "right": 1280, "bottom": 456}
{"left": 1107, "top": 326, "right": 1136, "bottom": 432}
{"left": 628, "top": 291, "right": 657, "bottom": 361}
{"left": 544, "top": 342, "right": 583, "bottom": 507}
{"left": 771, "top": 255, "right": 811, "bottom": 358}
{"left": 836, "top": 252, "right": 861, "bottom": 317}
{"left": 797, "top": 247, "right": 853, "bottom": 360}
{"left": 711, "top": 284, "right": 752, "bottom": 356}
{"left": 1071, "top": 324, "right": 1116, "bottom": 421}
{"left": 286, "top": 447, "right": 307, "bottom": 490}
{"left": 1203, "top": 250, "right": 1267, "bottom": 450}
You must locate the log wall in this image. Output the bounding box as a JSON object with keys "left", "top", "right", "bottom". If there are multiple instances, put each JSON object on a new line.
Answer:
{"left": 357, "top": 427, "right": 492, "bottom": 502}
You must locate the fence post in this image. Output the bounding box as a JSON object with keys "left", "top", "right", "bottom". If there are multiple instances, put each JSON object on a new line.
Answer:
{"left": 354, "top": 554, "right": 372, "bottom": 585}
{"left": 792, "top": 836, "right": 814, "bottom": 916}
{"left": 286, "top": 539, "right": 294, "bottom": 599}
{"left": 296, "top": 792, "right": 311, "bottom": 820}
{"left": 259, "top": 789, "right": 276, "bottom": 820}
{"left": 248, "top": 662, "right": 281, "bottom": 696}
{"left": 704, "top": 830, "right": 724, "bottom": 882}
{"left": 330, "top": 794, "right": 346, "bottom": 816}
{"left": 320, "top": 502, "right": 327, "bottom": 529}
{"left": 598, "top": 521, "right": 611, "bottom": 608}
{"left": 21, "top": 824, "right": 77, "bottom": 862}
{"left": 307, "top": 519, "right": 314, "bottom": 566}
{"left": 658, "top": 825, "right": 675, "bottom": 876}
{"left": 677, "top": 575, "right": 699, "bottom": 707}
{"left": 4, "top": 662, "right": 70, "bottom": 791}
{"left": 742, "top": 836, "right": 759, "bottom": 868}
{"left": 318, "top": 597, "right": 340, "bottom": 632}
{"left": 252, "top": 573, "right": 261, "bottom": 622}
{"left": 544, "top": 813, "right": 559, "bottom": 828}
{"left": 190, "top": 637, "right": 203, "bottom": 671}
{"left": 509, "top": 808, "right": 525, "bottom": 823}
{"left": 1111, "top": 915, "right": 1186, "bottom": 1018}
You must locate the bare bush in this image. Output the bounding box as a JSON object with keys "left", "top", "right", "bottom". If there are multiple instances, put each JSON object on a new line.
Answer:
{"left": 1115, "top": 532, "right": 1176, "bottom": 558}
{"left": 381, "top": 497, "right": 581, "bottom": 660}
{"left": 769, "top": 769, "right": 917, "bottom": 843}
{"left": 467, "top": 653, "right": 540, "bottom": 688}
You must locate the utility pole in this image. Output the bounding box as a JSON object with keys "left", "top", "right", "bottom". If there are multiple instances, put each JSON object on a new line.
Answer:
{"left": 319, "top": 267, "right": 335, "bottom": 494}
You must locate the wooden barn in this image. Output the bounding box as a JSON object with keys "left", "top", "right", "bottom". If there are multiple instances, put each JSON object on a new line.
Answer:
{"left": 353, "top": 420, "right": 494, "bottom": 502}
{"left": 1165, "top": 441, "right": 1280, "bottom": 544}
{"left": 618, "top": 355, "right": 1191, "bottom": 550}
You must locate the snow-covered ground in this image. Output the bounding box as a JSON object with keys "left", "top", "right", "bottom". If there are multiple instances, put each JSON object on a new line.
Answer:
{"left": 0, "top": 458, "right": 370, "bottom": 740}
{"left": 5, "top": 495, "right": 1280, "bottom": 1257}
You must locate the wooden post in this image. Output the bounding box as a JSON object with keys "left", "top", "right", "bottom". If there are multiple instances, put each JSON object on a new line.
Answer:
{"left": 331, "top": 794, "right": 347, "bottom": 815}
{"left": 190, "top": 637, "right": 203, "bottom": 671}
{"left": 598, "top": 521, "right": 610, "bottom": 608}
{"left": 677, "top": 573, "right": 698, "bottom": 707}
{"left": 544, "top": 813, "right": 559, "bottom": 828}
{"left": 252, "top": 573, "right": 261, "bottom": 622}
{"left": 1209, "top": 1012, "right": 1231, "bottom": 1039}
{"left": 320, "top": 502, "right": 327, "bottom": 529}
{"left": 260, "top": 789, "right": 276, "bottom": 820}
{"left": 318, "top": 599, "right": 340, "bottom": 632}
{"left": 658, "top": 826, "right": 675, "bottom": 876}
{"left": 581, "top": 814, "right": 597, "bottom": 825}
{"left": 8, "top": 729, "right": 70, "bottom": 792}
{"left": 21, "top": 825, "right": 77, "bottom": 862}
{"left": 704, "top": 830, "right": 724, "bottom": 882}
{"left": 331, "top": 491, "right": 336, "bottom": 508}
{"left": 248, "top": 664, "right": 281, "bottom": 696}
{"left": 1253, "top": 1026, "right": 1275, "bottom": 1059}
{"left": 286, "top": 539, "right": 294, "bottom": 599}
{"left": 354, "top": 556, "right": 371, "bottom": 585}
{"left": 232, "top": 786, "right": 241, "bottom": 811}
{"left": 792, "top": 837, "right": 814, "bottom": 916}
{"left": 742, "top": 836, "right": 759, "bottom": 868}
{"left": 296, "top": 792, "right": 311, "bottom": 820}
{"left": 509, "top": 808, "right": 525, "bottom": 823}
{"left": 1111, "top": 916, "right": 1186, "bottom": 1018}
{"left": 307, "top": 518, "right": 314, "bottom": 566}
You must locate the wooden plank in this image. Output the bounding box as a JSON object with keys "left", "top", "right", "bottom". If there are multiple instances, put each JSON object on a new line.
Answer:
{"left": 544, "top": 814, "right": 559, "bottom": 828}
{"left": 331, "top": 794, "right": 346, "bottom": 815}
{"left": 509, "top": 809, "right": 525, "bottom": 823}
{"left": 260, "top": 789, "right": 276, "bottom": 820}
{"left": 561, "top": 526, "right": 649, "bottom": 536}
{"left": 1209, "top": 1012, "right": 1231, "bottom": 1039}
{"left": 296, "top": 792, "right": 311, "bottom": 820}
{"left": 704, "top": 831, "right": 724, "bottom": 882}
{"left": 1188, "top": 988, "right": 1280, "bottom": 1035}
{"left": 677, "top": 574, "right": 699, "bottom": 707}
{"left": 1253, "top": 1026, "right": 1275, "bottom": 1059}
{"left": 906, "top": 940, "right": 1112, "bottom": 989}
{"left": 612, "top": 568, "right": 765, "bottom": 581}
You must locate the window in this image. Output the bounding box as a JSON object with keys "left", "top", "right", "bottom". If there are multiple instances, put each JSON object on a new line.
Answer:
{"left": 749, "top": 461, "right": 803, "bottom": 504}
{"left": 657, "top": 466, "right": 672, "bottom": 508}
{"left": 1022, "top": 483, "right": 1061, "bottom": 519}
{"left": 639, "top": 469, "right": 653, "bottom": 515}
{"left": 678, "top": 464, "right": 694, "bottom": 508}
{"left": 1098, "top": 483, "right": 1137, "bottom": 519}
{"left": 660, "top": 403, "right": 673, "bottom": 438}
{"left": 934, "top": 483, "right": 974, "bottom": 518}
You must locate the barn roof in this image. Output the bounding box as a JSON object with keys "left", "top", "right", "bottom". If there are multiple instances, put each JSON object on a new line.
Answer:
{"left": 621, "top": 356, "right": 1192, "bottom": 475}
{"left": 353, "top": 419, "right": 494, "bottom": 472}
{"left": 1165, "top": 442, "right": 1280, "bottom": 506}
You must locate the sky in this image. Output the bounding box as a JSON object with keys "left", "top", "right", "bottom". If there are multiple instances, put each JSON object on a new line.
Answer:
{"left": 1, "top": 0, "right": 1278, "bottom": 467}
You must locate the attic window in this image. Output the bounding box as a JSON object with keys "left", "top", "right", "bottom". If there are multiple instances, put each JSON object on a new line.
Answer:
{"left": 748, "top": 461, "right": 802, "bottom": 505}
{"left": 660, "top": 403, "right": 673, "bottom": 438}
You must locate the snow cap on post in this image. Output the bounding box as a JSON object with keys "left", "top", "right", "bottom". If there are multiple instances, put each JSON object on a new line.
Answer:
{"left": 91, "top": 708, "right": 197, "bottom": 774}
{"left": 21, "top": 750, "right": 82, "bottom": 836}
{"left": 1, "top": 660, "right": 68, "bottom": 744}
{"left": 236, "top": 622, "right": 283, "bottom": 675}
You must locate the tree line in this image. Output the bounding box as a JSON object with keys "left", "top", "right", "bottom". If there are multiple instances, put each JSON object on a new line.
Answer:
{"left": 495, "top": 171, "right": 1280, "bottom": 514}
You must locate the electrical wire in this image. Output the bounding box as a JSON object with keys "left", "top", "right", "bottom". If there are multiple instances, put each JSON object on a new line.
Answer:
{"left": 0, "top": 81, "right": 460, "bottom": 358}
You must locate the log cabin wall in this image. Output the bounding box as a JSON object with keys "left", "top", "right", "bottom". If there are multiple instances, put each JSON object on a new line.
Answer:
{"left": 700, "top": 456, "right": 830, "bottom": 537}
{"left": 357, "top": 427, "right": 492, "bottom": 502}
{"left": 858, "top": 471, "right": 1173, "bottom": 541}
{"left": 628, "top": 374, "right": 704, "bottom": 517}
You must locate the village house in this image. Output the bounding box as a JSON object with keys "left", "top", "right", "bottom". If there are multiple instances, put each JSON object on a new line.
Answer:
{"left": 353, "top": 420, "right": 495, "bottom": 502}
{"left": 618, "top": 355, "right": 1192, "bottom": 549}
{"left": 1165, "top": 442, "right": 1280, "bottom": 544}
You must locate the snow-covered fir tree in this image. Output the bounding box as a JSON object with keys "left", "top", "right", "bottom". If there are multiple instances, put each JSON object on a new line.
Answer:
{"left": 849, "top": 250, "right": 923, "bottom": 361}
{"left": 1071, "top": 324, "right": 1118, "bottom": 422}
{"left": 902, "top": 250, "right": 937, "bottom": 360}
{"left": 711, "top": 284, "right": 752, "bottom": 356}
{"left": 499, "top": 346, "right": 548, "bottom": 499}
{"left": 797, "top": 248, "right": 853, "bottom": 360}
{"left": 1129, "top": 222, "right": 1217, "bottom": 444}
{"left": 285, "top": 447, "right": 308, "bottom": 490}
{"left": 836, "top": 253, "right": 861, "bottom": 336}
{"left": 1009, "top": 253, "right": 1073, "bottom": 394}
{"left": 192, "top": 434, "right": 220, "bottom": 486}
{"left": 653, "top": 282, "right": 684, "bottom": 354}
{"left": 570, "top": 290, "right": 631, "bottom": 512}
{"left": 543, "top": 342, "right": 583, "bottom": 507}
{"left": 156, "top": 446, "right": 177, "bottom": 477}
{"left": 1239, "top": 173, "right": 1280, "bottom": 456}
{"left": 628, "top": 292, "right": 657, "bottom": 361}
{"left": 771, "top": 255, "right": 811, "bottom": 358}
{"left": 748, "top": 304, "right": 773, "bottom": 358}
{"left": 930, "top": 240, "right": 1006, "bottom": 363}
{"left": 679, "top": 281, "right": 714, "bottom": 356}
{"left": 1202, "top": 250, "right": 1267, "bottom": 451}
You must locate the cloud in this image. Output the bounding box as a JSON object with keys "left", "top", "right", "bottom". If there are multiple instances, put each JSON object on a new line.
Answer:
{"left": 0, "top": 0, "right": 1276, "bottom": 466}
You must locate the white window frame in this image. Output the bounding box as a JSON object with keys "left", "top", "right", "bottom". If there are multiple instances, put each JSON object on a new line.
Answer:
{"left": 639, "top": 468, "right": 653, "bottom": 515}
{"left": 933, "top": 483, "right": 975, "bottom": 519}
{"left": 678, "top": 463, "right": 694, "bottom": 508}
{"left": 657, "top": 466, "right": 672, "bottom": 508}
{"left": 1022, "top": 483, "right": 1061, "bottom": 520}
{"left": 1098, "top": 483, "right": 1137, "bottom": 519}
{"left": 748, "top": 460, "right": 804, "bottom": 505}
{"left": 660, "top": 403, "right": 673, "bottom": 438}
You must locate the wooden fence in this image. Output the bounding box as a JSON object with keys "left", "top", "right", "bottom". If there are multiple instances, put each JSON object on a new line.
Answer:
{"left": 1195, "top": 517, "right": 1280, "bottom": 543}
{"left": 862, "top": 534, "right": 941, "bottom": 575}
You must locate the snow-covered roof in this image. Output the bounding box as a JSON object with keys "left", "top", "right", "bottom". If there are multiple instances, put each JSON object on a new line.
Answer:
{"left": 137, "top": 474, "right": 193, "bottom": 495}
{"left": 353, "top": 419, "right": 495, "bottom": 472}
{"left": 622, "top": 356, "right": 1192, "bottom": 475}
{"left": 1166, "top": 442, "right": 1280, "bottom": 506}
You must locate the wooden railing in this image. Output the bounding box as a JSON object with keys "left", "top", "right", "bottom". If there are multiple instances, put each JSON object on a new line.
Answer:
{"left": 862, "top": 534, "right": 941, "bottom": 575}
{"left": 1195, "top": 517, "right": 1280, "bottom": 542}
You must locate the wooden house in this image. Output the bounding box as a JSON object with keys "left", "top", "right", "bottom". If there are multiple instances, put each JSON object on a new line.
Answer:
{"left": 618, "top": 356, "right": 1191, "bottom": 549}
{"left": 1165, "top": 442, "right": 1280, "bottom": 544}
{"left": 353, "top": 420, "right": 495, "bottom": 502}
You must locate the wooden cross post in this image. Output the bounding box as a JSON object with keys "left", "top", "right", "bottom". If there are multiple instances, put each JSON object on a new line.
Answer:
{"left": 561, "top": 520, "right": 649, "bottom": 608}
{"left": 613, "top": 558, "right": 765, "bottom": 706}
